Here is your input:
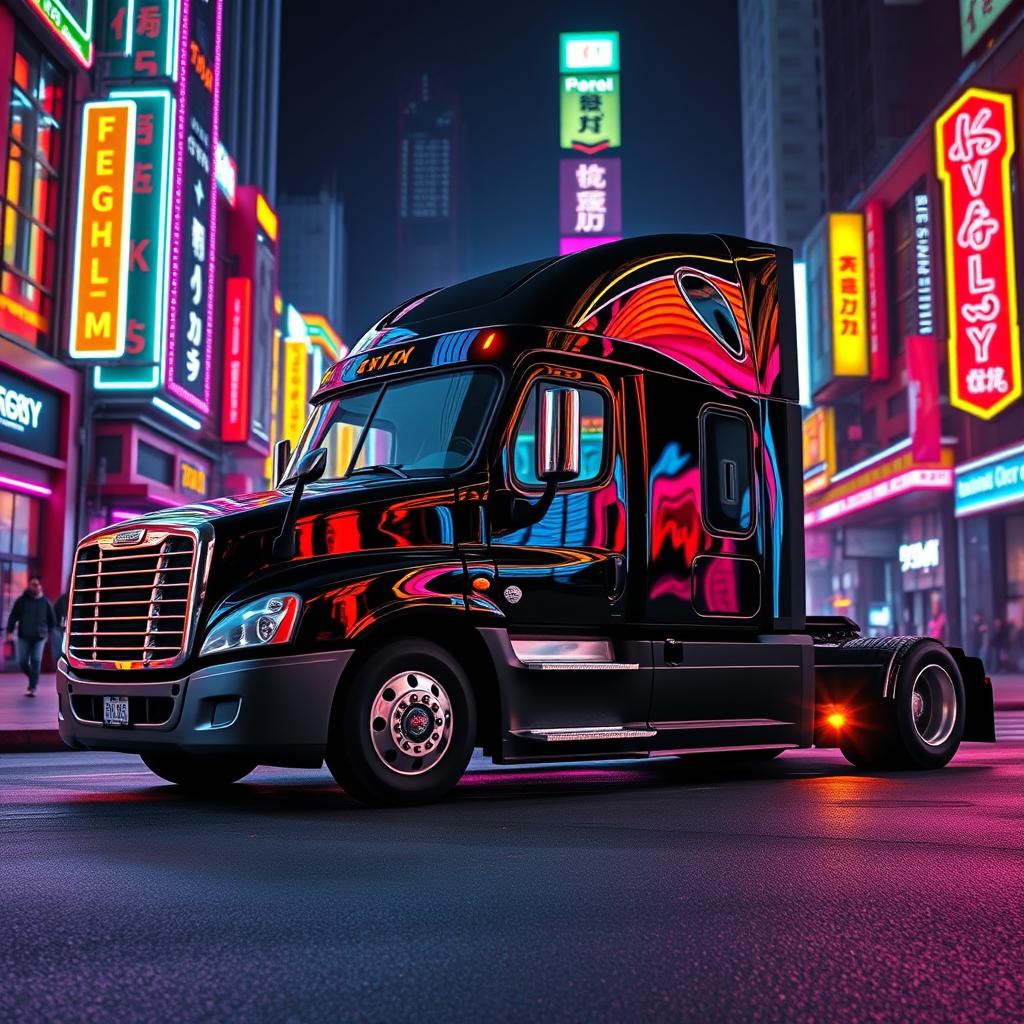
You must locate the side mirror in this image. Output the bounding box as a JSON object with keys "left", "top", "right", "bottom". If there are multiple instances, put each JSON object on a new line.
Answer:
{"left": 281, "top": 446, "right": 328, "bottom": 488}
{"left": 537, "top": 386, "right": 581, "bottom": 484}
{"left": 272, "top": 446, "right": 328, "bottom": 561}
{"left": 273, "top": 439, "right": 292, "bottom": 490}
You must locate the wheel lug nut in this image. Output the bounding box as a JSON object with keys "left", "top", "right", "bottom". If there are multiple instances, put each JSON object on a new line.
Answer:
{"left": 431, "top": 702, "right": 439, "bottom": 712}
{"left": 410, "top": 693, "right": 419, "bottom": 702}
{"left": 425, "top": 741, "right": 432, "bottom": 750}
{"left": 414, "top": 745, "right": 421, "bottom": 753}
{"left": 398, "top": 702, "right": 407, "bottom": 711}
{"left": 435, "top": 717, "right": 443, "bottom": 727}
{"left": 402, "top": 742, "right": 411, "bottom": 750}
{"left": 432, "top": 732, "right": 439, "bottom": 741}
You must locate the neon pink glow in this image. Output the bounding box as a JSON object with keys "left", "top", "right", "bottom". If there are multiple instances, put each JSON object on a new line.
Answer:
{"left": 804, "top": 468, "right": 953, "bottom": 527}
{"left": 559, "top": 235, "right": 621, "bottom": 255}
{"left": 110, "top": 509, "right": 138, "bottom": 522}
{"left": 164, "top": 0, "right": 222, "bottom": 416}
{"left": 0, "top": 474, "right": 52, "bottom": 498}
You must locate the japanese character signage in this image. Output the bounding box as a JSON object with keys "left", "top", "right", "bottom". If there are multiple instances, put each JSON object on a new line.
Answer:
{"left": 959, "top": 0, "right": 1016, "bottom": 56}
{"left": 69, "top": 100, "right": 136, "bottom": 358}
{"left": 221, "top": 277, "right": 252, "bottom": 443}
{"left": 559, "top": 159, "right": 621, "bottom": 237}
{"left": 935, "top": 87, "right": 1020, "bottom": 419}
{"left": 165, "top": 0, "right": 223, "bottom": 416}
{"left": 559, "top": 32, "right": 622, "bottom": 254}
{"left": 560, "top": 75, "right": 621, "bottom": 153}
{"left": 282, "top": 339, "right": 310, "bottom": 447}
{"left": 105, "top": 1, "right": 181, "bottom": 81}
{"left": 94, "top": 89, "right": 173, "bottom": 391}
{"left": 27, "top": 0, "right": 94, "bottom": 67}
{"left": 827, "top": 212, "right": 869, "bottom": 377}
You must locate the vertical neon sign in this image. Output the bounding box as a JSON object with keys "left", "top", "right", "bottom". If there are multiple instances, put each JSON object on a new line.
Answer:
{"left": 165, "top": 0, "right": 222, "bottom": 417}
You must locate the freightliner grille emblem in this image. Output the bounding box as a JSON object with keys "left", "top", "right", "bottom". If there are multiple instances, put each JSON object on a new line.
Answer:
{"left": 112, "top": 528, "right": 146, "bottom": 546}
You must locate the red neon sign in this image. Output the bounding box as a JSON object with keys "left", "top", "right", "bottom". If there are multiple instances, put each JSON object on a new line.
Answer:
{"left": 221, "top": 277, "right": 252, "bottom": 442}
{"left": 864, "top": 200, "right": 890, "bottom": 381}
{"left": 935, "top": 87, "right": 1020, "bottom": 420}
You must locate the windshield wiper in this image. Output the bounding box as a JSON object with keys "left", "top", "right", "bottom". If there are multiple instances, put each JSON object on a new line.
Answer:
{"left": 349, "top": 463, "right": 410, "bottom": 479}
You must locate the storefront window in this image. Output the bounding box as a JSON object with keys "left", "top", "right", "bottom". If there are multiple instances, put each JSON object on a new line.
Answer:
{"left": 0, "top": 489, "right": 39, "bottom": 668}
{"left": 1, "top": 33, "right": 64, "bottom": 350}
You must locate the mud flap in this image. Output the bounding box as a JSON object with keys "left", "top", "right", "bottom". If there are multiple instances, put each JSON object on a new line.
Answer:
{"left": 947, "top": 647, "right": 995, "bottom": 742}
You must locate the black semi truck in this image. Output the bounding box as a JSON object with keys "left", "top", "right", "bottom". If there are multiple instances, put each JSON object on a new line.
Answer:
{"left": 58, "top": 235, "right": 995, "bottom": 804}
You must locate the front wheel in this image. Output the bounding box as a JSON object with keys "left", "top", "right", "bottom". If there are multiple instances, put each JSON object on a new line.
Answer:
{"left": 326, "top": 638, "right": 476, "bottom": 806}
{"left": 839, "top": 642, "right": 965, "bottom": 770}
{"left": 140, "top": 752, "right": 256, "bottom": 788}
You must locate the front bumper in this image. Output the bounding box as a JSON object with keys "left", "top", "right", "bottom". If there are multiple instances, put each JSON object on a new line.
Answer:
{"left": 57, "top": 649, "right": 354, "bottom": 768}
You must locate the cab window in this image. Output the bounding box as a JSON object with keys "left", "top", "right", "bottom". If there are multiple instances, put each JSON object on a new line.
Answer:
{"left": 512, "top": 381, "right": 609, "bottom": 489}
{"left": 701, "top": 407, "right": 754, "bottom": 535}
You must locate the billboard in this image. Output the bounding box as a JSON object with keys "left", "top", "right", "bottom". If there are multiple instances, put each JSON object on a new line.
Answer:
{"left": 105, "top": 0, "right": 181, "bottom": 80}
{"left": 69, "top": 100, "right": 136, "bottom": 359}
{"left": 802, "top": 407, "right": 835, "bottom": 496}
{"left": 906, "top": 335, "right": 941, "bottom": 463}
{"left": 935, "top": 87, "right": 1019, "bottom": 420}
{"left": 282, "top": 339, "right": 310, "bottom": 447}
{"left": 221, "top": 277, "right": 252, "bottom": 443}
{"left": 27, "top": 0, "right": 94, "bottom": 66}
{"left": 828, "top": 212, "right": 868, "bottom": 377}
{"left": 165, "top": 0, "right": 223, "bottom": 416}
{"left": 559, "top": 74, "right": 621, "bottom": 152}
{"left": 960, "top": 0, "right": 1016, "bottom": 55}
{"left": 559, "top": 158, "right": 621, "bottom": 237}
{"left": 560, "top": 31, "right": 619, "bottom": 73}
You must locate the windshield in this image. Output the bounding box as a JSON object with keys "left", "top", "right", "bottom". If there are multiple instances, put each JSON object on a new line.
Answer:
{"left": 287, "top": 369, "right": 501, "bottom": 481}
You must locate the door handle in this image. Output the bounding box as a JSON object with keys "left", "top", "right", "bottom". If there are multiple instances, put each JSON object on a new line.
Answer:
{"left": 606, "top": 554, "right": 626, "bottom": 600}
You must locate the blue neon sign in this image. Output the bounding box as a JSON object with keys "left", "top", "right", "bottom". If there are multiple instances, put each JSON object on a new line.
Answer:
{"left": 955, "top": 444, "right": 1024, "bottom": 517}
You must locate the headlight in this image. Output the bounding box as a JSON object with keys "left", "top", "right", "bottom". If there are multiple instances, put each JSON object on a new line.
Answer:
{"left": 200, "top": 594, "right": 301, "bottom": 657}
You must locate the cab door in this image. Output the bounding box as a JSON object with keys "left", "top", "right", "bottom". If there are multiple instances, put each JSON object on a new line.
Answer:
{"left": 487, "top": 361, "right": 629, "bottom": 629}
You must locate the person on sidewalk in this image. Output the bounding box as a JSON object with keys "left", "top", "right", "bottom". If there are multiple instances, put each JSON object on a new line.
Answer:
{"left": 5, "top": 576, "right": 56, "bottom": 698}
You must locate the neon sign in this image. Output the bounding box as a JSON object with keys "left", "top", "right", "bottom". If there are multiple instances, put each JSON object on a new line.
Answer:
{"left": 27, "top": 0, "right": 95, "bottom": 67}
{"left": 221, "top": 277, "right": 252, "bottom": 443}
{"left": 864, "top": 200, "right": 889, "bottom": 380}
{"left": 827, "top": 212, "right": 868, "bottom": 377}
{"left": 69, "top": 100, "right": 136, "bottom": 359}
{"left": 935, "top": 87, "right": 1020, "bottom": 420}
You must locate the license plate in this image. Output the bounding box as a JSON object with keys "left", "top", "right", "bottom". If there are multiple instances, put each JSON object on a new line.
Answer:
{"left": 103, "top": 696, "right": 129, "bottom": 727}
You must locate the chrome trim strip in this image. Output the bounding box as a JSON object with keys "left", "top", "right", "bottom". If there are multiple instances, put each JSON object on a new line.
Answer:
{"left": 527, "top": 662, "right": 641, "bottom": 671}
{"left": 510, "top": 637, "right": 614, "bottom": 664}
{"left": 515, "top": 726, "right": 657, "bottom": 742}
{"left": 653, "top": 717, "right": 791, "bottom": 730}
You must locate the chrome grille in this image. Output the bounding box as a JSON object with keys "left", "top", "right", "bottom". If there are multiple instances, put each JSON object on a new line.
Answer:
{"left": 68, "top": 530, "right": 198, "bottom": 669}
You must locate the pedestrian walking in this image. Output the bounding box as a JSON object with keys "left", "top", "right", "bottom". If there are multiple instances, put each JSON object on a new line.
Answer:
{"left": 5, "top": 575, "right": 56, "bottom": 697}
{"left": 967, "top": 611, "right": 988, "bottom": 661}
{"left": 926, "top": 594, "right": 948, "bottom": 644}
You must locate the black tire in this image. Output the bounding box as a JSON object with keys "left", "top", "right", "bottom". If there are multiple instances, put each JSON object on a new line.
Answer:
{"left": 839, "top": 641, "right": 965, "bottom": 770}
{"left": 326, "top": 638, "right": 476, "bottom": 806}
{"left": 140, "top": 752, "right": 256, "bottom": 788}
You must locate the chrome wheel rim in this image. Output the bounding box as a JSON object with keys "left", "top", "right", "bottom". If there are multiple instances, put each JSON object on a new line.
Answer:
{"left": 910, "top": 664, "right": 957, "bottom": 747}
{"left": 370, "top": 671, "right": 453, "bottom": 776}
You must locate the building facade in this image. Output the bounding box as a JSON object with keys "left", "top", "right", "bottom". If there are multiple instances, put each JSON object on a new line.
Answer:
{"left": 801, "top": 2, "right": 1024, "bottom": 663}
{"left": 738, "top": 0, "right": 827, "bottom": 249}
{"left": 277, "top": 190, "right": 345, "bottom": 339}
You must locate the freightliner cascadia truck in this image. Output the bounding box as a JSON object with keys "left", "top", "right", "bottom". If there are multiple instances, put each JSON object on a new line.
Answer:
{"left": 57, "top": 235, "right": 995, "bottom": 805}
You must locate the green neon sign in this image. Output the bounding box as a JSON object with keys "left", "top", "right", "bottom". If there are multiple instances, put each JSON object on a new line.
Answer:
{"left": 560, "top": 73, "right": 621, "bottom": 151}
{"left": 106, "top": 0, "right": 181, "bottom": 81}
{"left": 28, "top": 0, "right": 95, "bottom": 67}
{"left": 559, "top": 31, "right": 619, "bottom": 74}
{"left": 95, "top": 88, "right": 174, "bottom": 391}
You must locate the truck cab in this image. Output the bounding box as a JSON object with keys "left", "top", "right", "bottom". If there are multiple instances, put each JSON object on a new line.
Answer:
{"left": 57, "top": 235, "right": 995, "bottom": 804}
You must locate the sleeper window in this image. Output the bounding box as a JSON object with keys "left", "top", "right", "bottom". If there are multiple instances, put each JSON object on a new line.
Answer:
{"left": 701, "top": 408, "right": 754, "bottom": 535}
{"left": 512, "top": 382, "right": 608, "bottom": 489}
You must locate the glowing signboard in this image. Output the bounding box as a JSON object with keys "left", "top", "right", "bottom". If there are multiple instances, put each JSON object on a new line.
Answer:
{"left": 94, "top": 88, "right": 173, "bottom": 391}
{"left": 560, "top": 32, "right": 619, "bottom": 73}
{"left": 221, "top": 277, "right": 252, "bottom": 443}
{"left": 936, "top": 87, "right": 1019, "bottom": 420}
{"left": 282, "top": 339, "right": 310, "bottom": 446}
{"left": 864, "top": 200, "right": 889, "bottom": 380}
{"left": 802, "top": 407, "right": 835, "bottom": 496}
{"left": 559, "top": 158, "right": 621, "bottom": 237}
{"left": 828, "top": 212, "right": 869, "bottom": 377}
{"left": 165, "top": 0, "right": 222, "bottom": 416}
{"left": 106, "top": 0, "right": 180, "bottom": 79}
{"left": 960, "top": 0, "right": 1016, "bottom": 55}
{"left": 560, "top": 74, "right": 621, "bottom": 152}
{"left": 27, "top": 0, "right": 95, "bottom": 67}
{"left": 69, "top": 100, "right": 136, "bottom": 359}
{"left": 955, "top": 442, "right": 1024, "bottom": 517}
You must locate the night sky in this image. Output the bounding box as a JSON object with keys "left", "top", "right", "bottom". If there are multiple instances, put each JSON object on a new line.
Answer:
{"left": 278, "top": 1, "right": 743, "bottom": 341}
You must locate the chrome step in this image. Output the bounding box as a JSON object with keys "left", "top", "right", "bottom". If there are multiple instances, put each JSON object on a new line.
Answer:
{"left": 514, "top": 726, "right": 657, "bottom": 743}
{"left": 525, "top": 661, "right": 641, "bottom": 671}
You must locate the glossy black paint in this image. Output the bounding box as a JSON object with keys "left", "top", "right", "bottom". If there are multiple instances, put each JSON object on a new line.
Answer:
{"left": 63, "top": 235, "right": 992, "bottom": 765}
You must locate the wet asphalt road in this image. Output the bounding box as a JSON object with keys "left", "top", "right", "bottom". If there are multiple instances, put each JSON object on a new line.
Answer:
{"left": 2, "top": 718, "right": 1023, "bottom": 1024}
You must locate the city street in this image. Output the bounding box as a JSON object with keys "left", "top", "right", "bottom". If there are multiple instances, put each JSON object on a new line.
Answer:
{"left": 2, "top": 720, "right": 1022, "bottom": 1024}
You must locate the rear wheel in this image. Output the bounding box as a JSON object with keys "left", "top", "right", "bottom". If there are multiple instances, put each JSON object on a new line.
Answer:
{"left": 326, "top": 638, "right": 476, "bottom": 806}
{"left": 140, "top": 753, "right": 256, "bottom": 788}
{"left": 839, "top": 642, "right": 965, "bottom": 770}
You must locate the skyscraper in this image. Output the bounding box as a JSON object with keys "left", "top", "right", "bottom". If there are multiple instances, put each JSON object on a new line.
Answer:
{"left": 738, "top": 0, "right": 827, "bottom": 249}
{"left": 220, "top": 0, "right": 282, "bottom": 202}
{"left": 396, "top": 71, "right": 461, "bottom": 301}
{"left": 277, "top": 191, "right": 346, "bottom": 338}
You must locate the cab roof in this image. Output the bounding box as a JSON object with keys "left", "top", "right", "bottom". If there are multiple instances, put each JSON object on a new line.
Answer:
{"left": 326, "top": 234, "right": 798, "bottom": 402}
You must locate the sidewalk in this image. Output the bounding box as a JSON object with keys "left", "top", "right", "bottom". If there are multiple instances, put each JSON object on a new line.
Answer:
{"left": 1, "top": 670, "right": 1022, "bottom": 754}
